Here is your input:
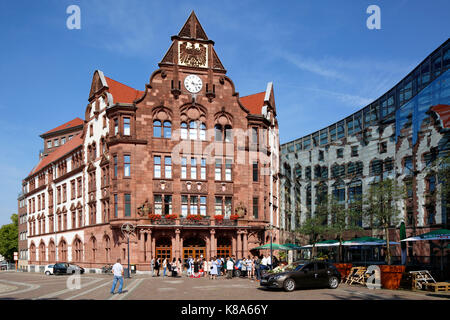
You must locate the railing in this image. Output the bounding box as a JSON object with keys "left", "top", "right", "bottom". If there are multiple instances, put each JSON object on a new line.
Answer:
{"left": 151, "top": 218, "right": 176, "bottom": 225}
{"left": 214, "top": 219, "right": 237, "bottom": 226}
{"left": 148, "top": 216, "right": 238, "bottom": 226}
{"left": 180, "top": 217, "right": 211, "bottom": 226}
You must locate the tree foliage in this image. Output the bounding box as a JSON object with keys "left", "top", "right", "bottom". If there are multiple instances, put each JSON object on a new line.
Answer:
{"left": 0, "top": 214, "right": 18, "bottom": 261}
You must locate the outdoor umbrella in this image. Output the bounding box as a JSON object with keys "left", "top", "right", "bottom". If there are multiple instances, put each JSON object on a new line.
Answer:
{"left": 400, "top": 222, "right": 407, "bottom": 265}
{"left": 342, "top": 236, "right": 399, "bottom": 246}
{"left": 282, "top": 243, "right": 303, "bottom": 250}
{"left": 252, "top": 243, "right": 291, "bottom": 250}
{"left": 401, "top": 229, "right": 450, "bottom": 276}
{"left": 301, "top": 240, "right": 340, "bottom": 248}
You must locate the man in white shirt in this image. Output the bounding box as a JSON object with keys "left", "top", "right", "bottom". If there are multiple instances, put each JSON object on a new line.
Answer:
{"left": 226, "top": 257, "right": 234, "bottom": 279}
{"left": 110, "top": 258, "right": 124, "bottom": 294}
{"left": 261, "top": 255, "right": 268, "bottom": 271}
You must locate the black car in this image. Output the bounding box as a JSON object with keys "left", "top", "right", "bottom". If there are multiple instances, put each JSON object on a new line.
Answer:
{"left": 53, "top": 263, "right": 85, "bottom": 275}
{"left": 260, "top": 260, "right": 341, "bottom": 292}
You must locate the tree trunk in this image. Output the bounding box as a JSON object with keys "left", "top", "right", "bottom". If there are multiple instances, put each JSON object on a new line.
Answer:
{"left": 385, "top": 226, "right": 391, "bottom": 265}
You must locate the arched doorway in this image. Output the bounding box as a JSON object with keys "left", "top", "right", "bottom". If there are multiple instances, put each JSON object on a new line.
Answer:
{"left": 183, "top": 237, "right": 206, "bottom": 260}
{"left": 156, "top": 237, "right": 172, "bottom": 261}
{"left": 217, "top": 237, "right": 232, "bottom": 258}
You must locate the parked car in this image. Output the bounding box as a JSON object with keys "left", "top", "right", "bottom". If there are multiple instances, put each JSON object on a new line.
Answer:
{"left": 259, "top": 260, "right": 341, "bottom": 292}
{"left": 53, "top": 263, "right": 85, "bottom": 275}
{"left": 0, "top": 260, "right": 8, "bottom": 271}
{"left": 44, "top": 264, "right": 54, "bottom": 275}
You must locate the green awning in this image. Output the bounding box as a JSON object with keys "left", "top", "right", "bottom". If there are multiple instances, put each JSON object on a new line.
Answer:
{"left": 343, "top": 236, "right": 399, "bottom": 246}
{"left": 282, "top": 243, "right": 303, "bottom": 250}
{"left": 401, "top": 229, "right": 450, "bottom": 242}
{"left": 252, "top": 243, "right": 292, "bottom": 250}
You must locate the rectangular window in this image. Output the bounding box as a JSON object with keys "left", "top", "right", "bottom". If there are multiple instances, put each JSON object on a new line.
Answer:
{"left": 154, "top": 156, "right": 161, "bottom": 178}
{"left": 190, "top": 196, "right": 198, "bottom": 215}
{"left": 181, "top": 157, "right": 187, "bottom": 179}
{"left": 165, "top": 156, "right": 172, "bottom": 179}
{"left": 251, "top": 127, "right": 258, "bottom": 144}
{"left": 123, "top": 117, "right": 131, "bottom": 136}
{"left": 181, "top": 195, "right": 188, "bottom": 217}
{"left": 351, "top": 146, "right": 358, "bottom": 157}
{"left": 124, "top": 155, "right": 131, "bottom": 177}
{"left": 114, "top": 155, "right": 118, "bottom": 178}
{"left": 154, "top": 195, "right": 162, "bottom": 215}
{"left": 200, "top": 196, "right": 207, "bottom": 216}
{"left": 114, "top": 119, "right": 119, "bottom": 135}
{"left": 379, "top": 142, "right": 387, "bottom": 154}
{"left": 47, "top": 140, "right": 52, "bottom": 149}
{"left": 253, "top": 197, "right": 259, "bottom": 218}
{"left": 253, "top": 161, "right": 258, "bottom": 182}
{"left": 337, "top": 121, "right": 345, "bottom": 139}
{"left": 337, "top": 148, "right": 343, "bottom": 158}
{"left": 200, "top": 158, "right": 206, "bottom": 180}
{"left": 225, "top": 197, "right": 232, "bottom": 217}
{"left": 215, "top": 197, "right": 222, "bottom": 215}
{"left": 164, "top": 195, "right": 172, "bottom": 215}
{"left": 77, "top": 178, "right": 82, "bottom": 198}
{"left": 68, "top": 135, "right": 73, "bottom": 140}
{"left": 114, "top": 194, "right": 118, "bottom": 218}
{"left": 225, "top": 159, "right": 232, "bottom": 181}
{"left": 54, "top": 139, "right": 59, "bottom": 147}
{"left": 191, "top": 158, "right": 197, "bottom": 179}
{"left": 319, "top": 150, "right": 324, "bottom": 161}
{"left": 215, "top": 159, "right": 222, "bottom": 181}
{"left": 61, "top": 137, "right": 66, "bottom": 145}
{"left": 124, "top": 194, "right": 131, "bottom": 217}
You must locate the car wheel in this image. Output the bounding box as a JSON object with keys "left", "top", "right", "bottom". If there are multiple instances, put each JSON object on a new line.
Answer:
{"left": 329, "top": 276, "right": 339, "bottom": 289}
{"left": 45, "top": 271, "right": 50, "bottom": 276}
{"left": 72, "top": 270, "right": 75, "bottom": 274}
{"left": 283, "top": 278, "right": 296, "bottom": 292}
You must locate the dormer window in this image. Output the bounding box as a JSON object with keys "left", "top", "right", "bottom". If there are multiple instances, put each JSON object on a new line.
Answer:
{"left": 124, "top": 117, "right": 131, "bottom": 136}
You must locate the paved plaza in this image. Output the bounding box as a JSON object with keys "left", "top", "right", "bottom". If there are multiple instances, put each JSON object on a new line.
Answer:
{"left": 0, "top": 271, "right": 448, "bottom": 301}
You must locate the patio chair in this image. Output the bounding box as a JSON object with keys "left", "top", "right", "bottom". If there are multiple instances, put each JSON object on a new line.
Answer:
{"left": 409, "top": 270, "right": 436, "bottom": 290}
{"left": 346, "top": 267, "right": 368, "bottom": 285}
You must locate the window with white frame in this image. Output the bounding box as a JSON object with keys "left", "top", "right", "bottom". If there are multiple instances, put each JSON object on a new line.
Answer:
{"left": 191, "top": 158, "right": 197, "bottom": 179}
{"left": 225, "top": 159, "right": 232, "bottom": 181}
{"left": 215, "top": 159, "right": 222, "bottom": 181}
{"left": 154, "top": 156, "right": 161, "bottom": 178}
{"left": 124, "top": 117, "right": 131, "bottom": 136}
{"left": 165, "top": 156, "right": 172, "bottom": 178}
{"left": 201, "top": 158, "right": 206, "bottom": 179}
{"left": 181, "top": 157, "right": 187, "bottom": 179}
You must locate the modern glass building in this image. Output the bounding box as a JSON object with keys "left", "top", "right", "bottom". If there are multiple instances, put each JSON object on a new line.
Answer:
{"left": 280, "top": 39, "right": 450, "bottom": 264}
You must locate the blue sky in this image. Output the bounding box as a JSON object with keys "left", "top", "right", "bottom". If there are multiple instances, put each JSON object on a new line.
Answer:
{"left": 0, "top": 0, "right": 449, "bottom": 225}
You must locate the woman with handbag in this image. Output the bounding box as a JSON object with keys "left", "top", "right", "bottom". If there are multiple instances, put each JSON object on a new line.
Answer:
{"left": 162, "top": 258, "right": 167, "bottom": 277}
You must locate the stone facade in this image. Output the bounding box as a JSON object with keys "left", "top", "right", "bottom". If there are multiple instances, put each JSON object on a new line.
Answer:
{"left": 20, "top": 12, "right": 279, "bottom": 272}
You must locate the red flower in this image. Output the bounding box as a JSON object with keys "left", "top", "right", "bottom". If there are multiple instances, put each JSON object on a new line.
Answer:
{"left": 214, "top": 215, "right": 224, "bottom": 221}
{"left": 187, "top": 214, "right": 203, "bottom": 221}
{"left": 230, "top": 214, "right": 239, "bottom": 220}
{"left": 149, "top": 214, "right": 161, "bottom": 221}
{"left": 165, "top": 214, "right": 178, "bottom": 220}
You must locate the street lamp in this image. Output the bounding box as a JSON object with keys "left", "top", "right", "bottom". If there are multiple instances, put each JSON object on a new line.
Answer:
{"left": 121, "top": 223, "right": 135, "bottom": 279}
{"left": 267, "top": 224, "right": 273, "bottom": 270}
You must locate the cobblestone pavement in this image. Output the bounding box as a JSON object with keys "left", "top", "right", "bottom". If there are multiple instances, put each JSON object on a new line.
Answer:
{"left": 0, "top": 271, "right": 448, "bottom": 300}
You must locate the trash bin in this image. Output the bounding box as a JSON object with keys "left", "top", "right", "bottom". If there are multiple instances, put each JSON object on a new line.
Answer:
{"left": 130, "top": 264, "right": 136, "bottom": 274}
{"left": 124, "top": 268, "right": 130, "bottom": 278}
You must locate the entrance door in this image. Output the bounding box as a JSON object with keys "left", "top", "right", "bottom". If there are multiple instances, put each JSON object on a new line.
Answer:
{"left": 217, "top": 246, "right": 232, "bottom": 258}
{"left": 183, "top": 247, "right": 206, "bottom": 260}
{"left": 156, "top": 237, "right": 172, "bottom": 261}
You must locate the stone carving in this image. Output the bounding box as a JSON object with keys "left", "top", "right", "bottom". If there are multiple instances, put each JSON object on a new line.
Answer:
{"left": 235, "top": 202, "right": 247, "bottom": 217}
{"left": 137, "top": 199, "right": 152, "bottom": 217}
{"left": 179, "top": 42, "right": 207, "bottom": 68}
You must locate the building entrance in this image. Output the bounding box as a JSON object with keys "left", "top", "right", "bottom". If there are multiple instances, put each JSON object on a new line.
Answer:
{"left": 183, "top": 237, "right": 206, "bottom": 260}
{"left": 156, "top": 237, "right": 172, "bottom": 261}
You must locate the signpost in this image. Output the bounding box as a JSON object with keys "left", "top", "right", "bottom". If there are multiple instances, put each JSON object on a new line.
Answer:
{"left": 13, "top": 252, "right": 18, "bottom": 271}
{"left": 121, "top": 223, "right": 135, "bottom": 279}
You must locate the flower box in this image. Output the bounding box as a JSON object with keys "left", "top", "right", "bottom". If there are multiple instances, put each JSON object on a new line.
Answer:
{"left": 230, "top": 214, "right": 239, "bottom": 220}
{"left": 214, "top": 215, "right": 224, "bottom": 221}
{"left": 379, "top": 265, "right": 406, "bottom": 290}
{"left": 165, "top": 214, "right": 178, "bottom": 220}
{"left": 186, "top": 214, "right": 203, "bottom": 221}
{"left": 149, "top": 214, "right": 161, "bottom": 221}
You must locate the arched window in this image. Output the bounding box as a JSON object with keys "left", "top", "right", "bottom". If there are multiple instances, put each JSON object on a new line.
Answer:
{"left": 200, "top": 123, "right": 206, "bottom": 141}
{"left": 224, "top": 125, "right": 232, "bottom": 142}
{"left": 73, "top": 238, "right": 83, "bottom": 262}
{"left": 215, "top": 124, "right": 223, "bottom": 141}
{"left": 91, "top": 237, "right": 97, "bottom": 262}
{"left": 181, "top": 122, "right": 188, "bottom": 139}
{"left": 39, "top": 242, "right": 46, "bottom": 263}
{"left": 333, "top": 181, "right": 345, "bottom": 203}
{"left": 163, "top": 121, "right": 171, "bottom": 138}
{"left": 49, "top": 241, "right": 55, "bottom": 262}
{"left": 59, "top": 240, "right": 67, "bottom": 262}
{"left": 30, "top": 243, "right": 36, "bottom": 262}
{"left": 347, "top": 162, "right": 356, "bottom": 175}
{"left": 104, "top": 236, "right": 111, "bottom": 263}
{"left": 189, "top": 121, "right": 198, "bottom": 140}
{"left": 153, "top": 120, "right": 161, "bottom": 138}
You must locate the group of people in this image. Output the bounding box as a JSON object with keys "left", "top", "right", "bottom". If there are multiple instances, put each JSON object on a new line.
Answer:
{"left": 148, "top": 254, "right": 278, "bottom": 280}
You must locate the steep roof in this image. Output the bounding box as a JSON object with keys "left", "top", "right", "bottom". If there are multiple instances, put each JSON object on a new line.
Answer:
{"left": 431, "top": 104, "right": 450, "bottom": 129}
{"left": 28, "top": 134, "right": 83, "bottom": 178}
{"left": 40, "top": 118, "right": 84, "bottom": 137}
{"left": 240, "top": 92, "right": 265, "bottom": 115}
{"left": 104, "top": 76, "right": 144, "bottom": 104}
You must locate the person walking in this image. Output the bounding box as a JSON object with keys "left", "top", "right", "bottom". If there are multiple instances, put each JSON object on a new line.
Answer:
{"left": 177, "top": 258, "right": 182, "bottom": 277}
{"left": 203, "top": 258, "right": 208, "bottom": 278}
{"left": 254, "top": 255, "right": 261, "bottom": 280}
{"left": 171, "top": 258, "right": 177, "bottom": 277}
{"left": 226, "top": 257, "right": 234, "bottom": 279}
{"left": 110, "top": 258, "right": 124, "bottom": 294}
{"left": 162, "top": 258, "right": 167, "bottom": 277}
{"left": 150, "top": 256, "right": 155, "bottom": 277}
{"left": 210, "top": 257, "right": 218, "bottom": 280}
{"left": 247, "top": 256, "right": 253, "bottom": 280}
{"left": 206, "top": 258, "right": 212, "bottom": 279}
{"left": 155, "top": 258, "right": 160, "bottom": 277}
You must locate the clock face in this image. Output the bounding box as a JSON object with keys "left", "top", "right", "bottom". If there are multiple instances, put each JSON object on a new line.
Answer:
{"left": 184, "top": 74, "right": 203, "bottom": 93}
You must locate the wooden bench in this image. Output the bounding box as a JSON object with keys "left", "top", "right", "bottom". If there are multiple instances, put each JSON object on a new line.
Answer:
{"left": 345, "top": 267, "right": 368, "bottom": 285}
{"left": 424, "top": 282, "right": 450, "bottom": 292}
{"left": 409, "top": 270, "right": 435, "bottom": 290}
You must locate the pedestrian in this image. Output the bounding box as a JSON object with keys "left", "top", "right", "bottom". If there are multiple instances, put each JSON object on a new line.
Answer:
{"left": 255, "top": 255, "right": 261, "bottom": 280}
{"left": 210, "top": 256, "right": 218, "bottom": 280}
{"left": 171, "top": 258, "right": 177, "bottom": 277}
{"left": 247, "top": 256, "right": 253, "bottom": 280}
{"left": 162, "top": 258, "right": 167, "bottom": 277}
{"left": 177, "top": 258, "right": 182, "bottom": 277}
{"left": 203, "top": 258, "right": 208, "bottom": 278}
{"left": 155, "top": 258, "right": 160, "bottom": 277}
{"left": 261, "top": 254, "right": 268, "bottom": 274}
{"left": 226, "top": 257, "right": 234, "bottom": 279}
{"left": 240, "top": 257, "right": 247, "bottom": 277}
{"left": 110, "top": 258, "right": 124, "bottom": 294}
{"left": 150, "top": 256, "right": 155, "bottom": 277}
{"left": 207, "top": 258, "right": 212, "bottom": 279}
{"left": 187, "top": 256, "right": 193, "bottom": 276}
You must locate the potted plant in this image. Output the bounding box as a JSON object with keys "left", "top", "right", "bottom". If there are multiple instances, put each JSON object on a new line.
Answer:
{"left": 230, "top": 214, "right": 239, "bottom": 220}
{"left": 187, "top": 214, "right": 203, "bottom": 221}
{"left": 149, "top": 214, "right": 161, "bottom": 221}
{"left": 214, "top": 215, "right": 224, "bottom": 222}
{"left": 165, "top": 214, "right": 178, "bottom": 220}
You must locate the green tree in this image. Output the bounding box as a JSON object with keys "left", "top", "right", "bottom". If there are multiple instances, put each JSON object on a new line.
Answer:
{"left": 297, "top": 200, "right": 328, "bottom": 259}
{"left": 363, "top": 179, "right": 404, "bottom": 265}
{"left": 0, "top": 214, "right": 19, "bottom": 261}
{"left": 327, "top": 196, "right": 363, "bottom": 262}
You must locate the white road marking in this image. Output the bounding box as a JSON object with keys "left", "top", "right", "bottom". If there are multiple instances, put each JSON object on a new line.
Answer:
{"left": 65, "top": 280, "right": 112, "bottom": 300}
{"left": 34, "top": 278, "right": 103, "bottom": 300}
{"left": 117, "top": 278, "right": 144, "bottom": 300}
{"left": 108, "top": 279, "right": 138, "bottom": 300}
{"left": 0, "top": 279, "right": 40, "bottom": 297}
